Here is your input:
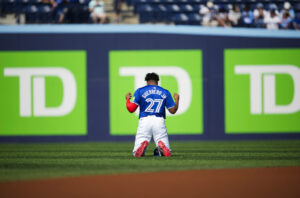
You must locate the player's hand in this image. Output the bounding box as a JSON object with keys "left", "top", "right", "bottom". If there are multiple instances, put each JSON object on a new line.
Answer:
{"left": 173, "top": 93, "right": 179, "bottom": 101}
{"left": 125, "top": 92, "right": 132, "bottom": 100}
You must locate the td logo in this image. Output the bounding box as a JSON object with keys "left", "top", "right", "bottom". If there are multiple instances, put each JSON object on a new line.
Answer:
{"left": 0, "top": 51, "right": 87, "bottom": 136}
{"left": 225, "top": 49, "right": 300, "bottom": 133}
{"left": 235, "top": 65, "right": 300, "bottom": 114}
{"left": 109, "top": 50, "right": 203, "bottom": 135}
{"left": 4, "top": 68, "right": 77, "bottom": 117}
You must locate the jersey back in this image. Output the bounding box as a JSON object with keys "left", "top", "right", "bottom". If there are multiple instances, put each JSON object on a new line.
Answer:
{"left": 133, "top": 85, "right": 175, "bottom": 119}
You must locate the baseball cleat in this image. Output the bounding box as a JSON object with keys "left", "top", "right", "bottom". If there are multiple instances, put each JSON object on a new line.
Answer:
{"left": 158, "top": 141, "right": 171, "bottom": 157}
{"left": 135, "top": 141, "right": 149, "bottom": 157}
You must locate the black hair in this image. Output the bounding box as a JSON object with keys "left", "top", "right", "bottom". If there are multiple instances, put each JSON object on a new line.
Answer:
{"left": 145, "top": 72, "right": 159, "bottom": 82}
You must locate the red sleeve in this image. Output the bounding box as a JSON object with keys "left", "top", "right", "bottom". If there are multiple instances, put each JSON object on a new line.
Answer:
{"left": 126, "top": 99, "right": 138, "bottom": 113}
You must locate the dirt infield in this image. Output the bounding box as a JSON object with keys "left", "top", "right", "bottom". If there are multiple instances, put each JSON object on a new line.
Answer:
{"left": 0, "top": 167, "right": 299, "bottom": 198}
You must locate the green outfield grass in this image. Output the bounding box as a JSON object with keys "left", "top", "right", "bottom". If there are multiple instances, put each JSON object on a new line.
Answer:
{"left": 0, "top": 140, "right": 300, "bottom": 182}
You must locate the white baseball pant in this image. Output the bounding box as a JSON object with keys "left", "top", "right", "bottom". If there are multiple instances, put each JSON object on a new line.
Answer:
{"left": 133, "top": 115, "right": 171, "bottom": 156}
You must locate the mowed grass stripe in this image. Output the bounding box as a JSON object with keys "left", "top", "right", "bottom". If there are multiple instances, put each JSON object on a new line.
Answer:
{"left": 0, "top": 140, "right": 299, "bottom": 182}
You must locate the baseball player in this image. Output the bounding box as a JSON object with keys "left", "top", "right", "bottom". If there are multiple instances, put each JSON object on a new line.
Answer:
{"left": 125, "top": 72, "right": 179, "bottom": 157}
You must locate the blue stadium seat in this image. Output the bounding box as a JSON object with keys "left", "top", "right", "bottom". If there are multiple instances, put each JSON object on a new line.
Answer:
{"left": 135, "top": 0, "right": 151, "bottom": 4}
{"left": 193, "top": 4, "right": 201, "bottom": 11}
{"left": 125, "top": 0, "right": 134, "bottom": 6}
{"left": 157, "top": 4, "right": 167, "bottom": 12}
{"left": 79, "top": 0, "right": 90, "bottom": 4}
{"left": 260, "top": 0, "right": 271, "bottom": 3}
{"left": 156, "top": 4, "right": 168, "bottom": 22}
{"left": 234, "top": 0, "right": 247, "bottom": 3}
{"left": 38, "top": 5, "right": 52, "bottom": 23}
{"left": 25, "top": 5, "right": 38, "bottom": 23}
{"left": 213, "top": 0, "right": 231, "bottom": 3}
{"left": 162, "top": 0, "right": 175, "bottom": 4}
{"left": 151, "top": 0, "right": 162, "bottom": 3}
{"left": 174, "top": 0, "right": 188, "bottom": 4}
{"left": 2, "top": 0, "right": 17, "bottom": 14}
{"left": 295, "top": 3, "right": 300, "bottom": 12}
{"left": 138, "top": 4, "right": 157, "bottom": 23}
{"left": 180, "top": 4, "right": 195, "bottom": 13}
{"left": 172, "top": 13, "right": 189, "bottom": 24}
{"left": 18, "top": 0, "right": 29, "bottom": 10}
{"left": 188, "top": 13, "right": 201, "bottom": 24}
{"left": 28, "top": 0, "right": 41, "bottom": 4}
{"left": 77, "top": 4, "right": 90, "bottom": 23}
{"left": 166, "top": 4, "right": 181, "bottom": 13}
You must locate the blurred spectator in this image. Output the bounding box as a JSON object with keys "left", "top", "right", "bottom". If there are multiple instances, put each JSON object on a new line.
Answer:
{"left": 293, "top": 13, "right": 300, "bottom": 30}
{"left": 217, "top": 5, "right": 230, "bottom": 27}
{"left": 228, "top": 4, "right": 241, "bottom": 27}
{"left": 89, "top": 0, "right": 107, "bottom": 24}
{"left": 2, "top": 0, "right": 300, "bottom": 29}
{"left": 268, "top": 3, "right": 279, "bottom": 16}
{"left": 253, "top": 3, "right": 267, "bottom": 28}
{"left": 241, "top": 4, "right": 254, "bottom": 27}
{"left": 51, "top": 0, "right": 69, "bottom": 23}
{"left": 264, "top": 8, "right": 280, "bottom": 30}
{"left": 199, "top": 1, "right": 218, "bottom": 27}
{"left": 280, "top": 2, "right": 295, "bottom": 19}
{"left": 280, "top": 11, "right": 292, "bottom": 29}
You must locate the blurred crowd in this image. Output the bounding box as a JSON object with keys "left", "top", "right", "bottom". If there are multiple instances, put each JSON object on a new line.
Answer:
{"left": 0, "top": 0, "right": 123, "bottom": 24}
{"left": 1, "top": 0, "right": 300, "bottom": 30}
{"left": 44, "top": 0, "right": 120, "bottom": 23}
{"left": 200, "top": 1, "right": 299, "bottom": 30}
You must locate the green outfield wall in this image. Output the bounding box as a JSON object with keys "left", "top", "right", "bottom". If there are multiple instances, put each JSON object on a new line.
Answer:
{"left": 0, "top": 25, "right": 299, "bottom": 141}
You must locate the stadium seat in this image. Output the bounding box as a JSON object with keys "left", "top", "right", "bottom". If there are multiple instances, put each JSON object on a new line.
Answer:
{"left": 2, "top": 0, "right": 17, "bottom": 14}
{"left": 295, "top": 3, "right": 300, "bottom": 12}
{"left": 135, "top": 0, "right": 150, "bottom": 4}
{"left": 180, "top": 4, "right": 195, "bottom": 13}
{"left": 25, "top": 5, "right": 38, "bottom": 23}
{"left": 164, "top": 0, "right": 175, "bottom": 4}
{"left": 77, "top": 4, "right": 90, "bottom": 23}
{"left": 156, "top": 4, "right": 168, "bottom": 22}
{"left": 38, "top": 5, "right": 52, "bottom": 23}
{"left": 151, "top": 0, "right": 162, "bottom": 3}
{"left": 166, "top": 4, "right": 181, "bottom": 13}
{"left": 193, "top": 4, "right": 201, "bottom": 11}
{"left": 125, "top": 0, "right": 134, "bottom": 6}
{"left": 213, "top": 0, "right": 231, "bottom": 3}
{"left": 172, "top": 13, "right": 189, "bottom": 24}
{"left": 28, "top": 0, "right": 41, "bottom": 4}
{"left": 138, "top": 4, "right": 157, "bottom": 23}
{"left": 175, "top": 0, "right": 188, "bottom": 3}
{"left": 188, "top": 13, "right": 201, "bottom": 24}
{"left": 79, "top": 0, "right": 90, "bottom": 5}
{"left": 18, "top": 0, "right": 29, "bottom": 12}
